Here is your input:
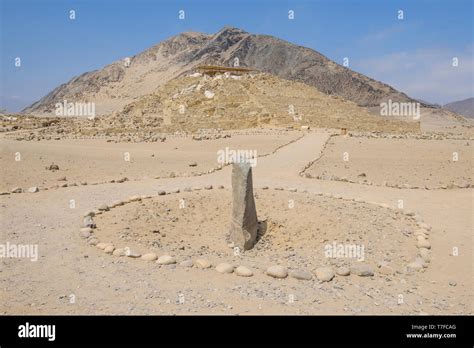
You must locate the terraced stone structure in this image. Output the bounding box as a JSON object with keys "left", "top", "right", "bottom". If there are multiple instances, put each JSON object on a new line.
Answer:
{"left": 228, "top": 162, "right": 258, "bottom": 250}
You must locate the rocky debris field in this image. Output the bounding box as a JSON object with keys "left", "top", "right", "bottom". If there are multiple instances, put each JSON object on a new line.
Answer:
{"left": 1, "top": 70, "right": 420, "bottom": 141}
{"left": 111, "top": 72, "right": 419, "bottom": 134}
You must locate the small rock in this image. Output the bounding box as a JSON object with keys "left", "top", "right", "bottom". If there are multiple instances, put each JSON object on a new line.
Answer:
{"left": 216, "top": 263, "right": 234, "bottom": 274}
{"left": 104, "top": 245, "right": 115, "bottom": 254}
{"left": 11, "top": 187, "right": 22, "bottom": 193}
{"left": 188, "top": 162, "right": 197, "bottom": 167}
{"left": 79, "top": 227, "right": 92, "bottom": 239}
{"left": 419, "top": 223, "right": 431, "bottom": 231}
{"left": 28, "top": 186, "right": 39, "bottom": 193}
{"left": 82, "top": 216, "right": 96, "bottom": 229}
{"left": 83, "top": 211, "right": 95, "bottom": 218}
{"left": 98, "top": 204, "right": 109, "bottom": 212}
{"left": 48, "top": 163, "right": 59, "bottom": 171}
{"left": 235, "top": 266, "right": 253, "bottom": 277}
{"left": 350, "top": 263, "right": 374, "bottom": 277}
{"left": 194, "top": 259, "right": 212, "bottom": 269}
{"left": 113, "top": 248, "right": 126, "bottom": 257}
{"left": 416, "top": 239, "right": 431, "bottom": 249}
{"left": 158, "top": 190, "right": 166, "bottom": 196}
{"left": 419, "top": 248, "right": 431, "bottom": 262}
{"left": 336, "top": 266, "right": 351, "bottom": 276}
{"left": 289, "top": 269, "right": 312, "bottom": 280}
{"left": 141, "top": 253, "right": 158, "bottom": 261}
{"left": 179, "top": 259, "right": 194, "bottom": 267}
{"left": 266, "top": 265, "right": 288, "bottom": 279}
{"left": 414, "top": 229, "right": 428, "bottom": 237}
{"left": 315, "top": 267, "right": 335, "bottom": 281}
{"left": 127, "top": 251, "right": 141, "bottom": 258}
{"left": 407, "top": 259, "right": 424, "bottom": 272}
{"left": 87, "top": 238, "right": 99, "bottom": 246}
{"left": 157, "top": 255, "right": 176, "bottom": 265}
{"left": 204, "top": 185, "right": 213, "bottom": 190}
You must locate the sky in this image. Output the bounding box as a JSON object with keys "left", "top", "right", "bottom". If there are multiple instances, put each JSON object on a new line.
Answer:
{"left": 1, "top": 0, "right": 473, "bottom": 112}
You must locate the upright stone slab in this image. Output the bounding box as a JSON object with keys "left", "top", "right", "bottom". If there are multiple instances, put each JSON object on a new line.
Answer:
{"left": 228, "top": 162, "right": 258, "bottom": 250}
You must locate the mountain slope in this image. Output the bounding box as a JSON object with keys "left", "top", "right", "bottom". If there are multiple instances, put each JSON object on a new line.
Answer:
{"left": 443, "top": 98, "right": 474, "bottom": 118}
{"left": 23, "top": 27, "right": 417, "bottom": 115}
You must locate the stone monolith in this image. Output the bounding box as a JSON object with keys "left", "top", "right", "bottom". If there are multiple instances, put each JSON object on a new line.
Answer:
{"left": 228, "top": 162, "right": 258, "bottom": 250}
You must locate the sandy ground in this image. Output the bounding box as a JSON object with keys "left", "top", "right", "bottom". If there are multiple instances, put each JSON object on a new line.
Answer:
{"left": 0, "top": 129, "right": 472, "bottom": 315}
{"left": 305, "top": 136, "right": 473, "bottom": 189}
{"left": 0, "top": 131, "right": 301, "bottom": 192}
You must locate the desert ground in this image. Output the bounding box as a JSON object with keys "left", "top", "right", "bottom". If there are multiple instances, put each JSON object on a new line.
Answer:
{"left": 0, "top": 110, "right": 472, "bottom": 315}
{"left": 305, "top": 136, "right": 472, "bottom": 189}
{"left": 0, "top": 130, "right": 301, "bottom": 192}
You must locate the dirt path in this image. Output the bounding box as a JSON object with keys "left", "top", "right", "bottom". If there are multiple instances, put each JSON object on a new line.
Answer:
{"left": 1, "top": 131, "right": 471, "bottom": 314}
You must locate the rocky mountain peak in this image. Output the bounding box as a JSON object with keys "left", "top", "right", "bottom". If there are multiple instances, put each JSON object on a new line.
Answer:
{"left": 208, "top": 26, "right": 249, "bottom": 49}
{"left": 23, "top": 27, "right": 419, "bottom": 115}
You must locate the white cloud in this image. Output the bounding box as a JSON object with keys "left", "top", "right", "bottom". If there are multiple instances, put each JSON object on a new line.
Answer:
{"left": 354, "top": 45, "right": 474, "bottom": 105}
{"left": 358, "top": 24, "right": 406, "bottom": 44}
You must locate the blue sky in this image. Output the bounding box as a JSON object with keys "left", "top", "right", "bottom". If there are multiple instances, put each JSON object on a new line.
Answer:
{"left": 1, "top": 0, "right": 473, "bottom": 111}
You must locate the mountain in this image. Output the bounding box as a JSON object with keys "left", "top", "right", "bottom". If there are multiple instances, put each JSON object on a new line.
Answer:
{"left": 417, "top": 99, "right": 441, "bottom": 108}
{"left": 443, "top": 98, "right": 474, "bottom": 118}
{"left": 23, "top": 27, "right": 418, "bottom": 116}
